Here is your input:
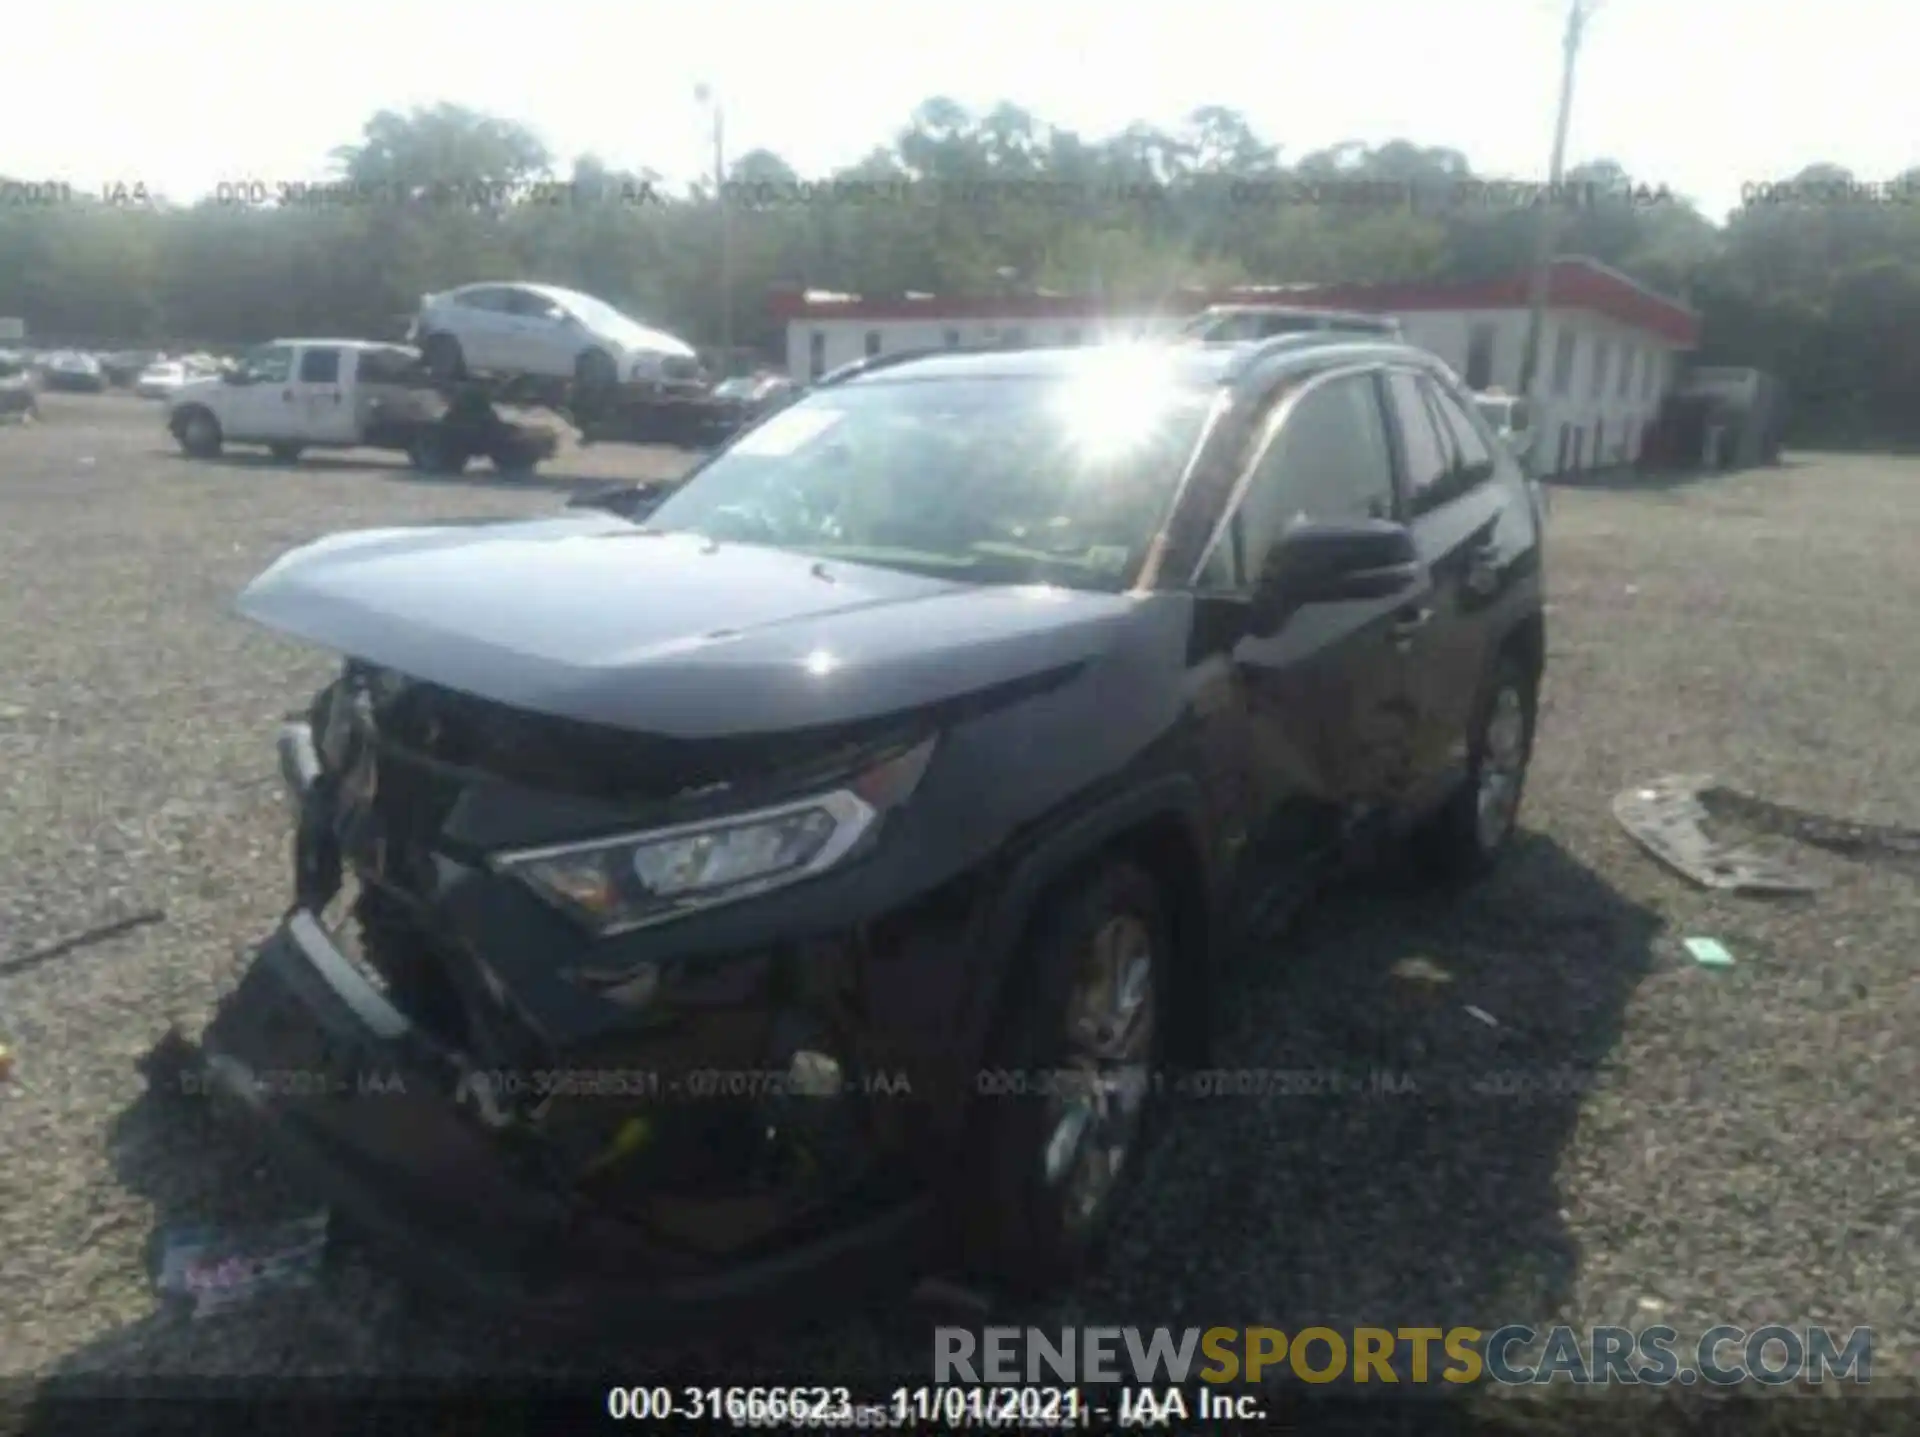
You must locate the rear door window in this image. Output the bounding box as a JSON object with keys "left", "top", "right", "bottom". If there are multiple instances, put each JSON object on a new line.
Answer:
{"left": 297, "top": 347, "right": 341, "bottom": 384}
{"left": 1205, "top": 370, "right": 1396, "bottom": 589}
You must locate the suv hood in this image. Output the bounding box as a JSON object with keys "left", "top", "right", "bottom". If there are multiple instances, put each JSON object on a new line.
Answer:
{"left": 238, "top": 514, "right": 1134, "bottom": 737}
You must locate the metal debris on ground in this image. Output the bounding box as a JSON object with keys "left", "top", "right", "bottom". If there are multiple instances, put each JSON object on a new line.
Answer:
{"left": 1464, "top": 1005, "right": 1500, "bottom": 1028}
{"left": 1683, "top": 936, "right": 1736, "bottom": 969}
{"left": 155, "top": 1211, "right": 330, "bottom": 1317}
{"left": 1612, "top": 775, "right": 1826, "bottom": 894}
{"left": 1390, "top": 956, "right": 1455, "bottom": 986}
{"left": 1698, "top": 784, "right": 1920, "bottom": 873}
{"left": 0, "top": 907, "right": 166, "bottom": 978}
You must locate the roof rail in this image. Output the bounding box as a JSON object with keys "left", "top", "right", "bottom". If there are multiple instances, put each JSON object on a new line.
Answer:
{"left": 1216, "top": 330, "right": 1388, "bottom": 375}
{"left": 812, "top": 348, "right": 946, "bottom": 388}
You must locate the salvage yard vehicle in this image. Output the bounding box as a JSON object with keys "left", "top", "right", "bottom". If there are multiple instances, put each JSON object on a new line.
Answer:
{"left": 41, "top": 350, "right": 106, "bottom": 393}
{"left": 136, "top": 356, "right": 221, "bottom": 399}
{"left": 202, "top": 333, "right": 1546, "bottom": 1324}
{"left": 167, "top": 339, "right": 559, "bottom": 474}
{"left": 409, "top": 282, "right": 705, "bottom": 402}
{"left": 0, "top": 352, "right": 35, "bottom": 421}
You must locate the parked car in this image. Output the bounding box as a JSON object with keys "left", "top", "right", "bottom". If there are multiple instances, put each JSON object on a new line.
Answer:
{"left": 706, "top": 371, "right": 801, "bottom": 438}
{"left": 408, "top": 282, "right": 704, "bottom": 398}
{"left": 136, "top": 357, "right": 220, "bottom": 399}
{"left": 713, "top": 371, "right": 799, "bottom": 408}
{"left": 41, "top": 351, "right": 106, "bottom": 392}
{"left": 202, "top": 334, "right": 1545, "bottom": 1323}
{"left": 1176, "top": 304, "right": 1402, "bottom": 343}
{"left": 1473, "top": 390, "right": 1545, "bottom": 502}
{"left": 0, "top": 351, "right": 35, "bottom": 420}
{"left": 168, "top": 338, "right": 557, "bottom": 473}
{"left": 101, "top": 350, "right": 160, "bottom": 387}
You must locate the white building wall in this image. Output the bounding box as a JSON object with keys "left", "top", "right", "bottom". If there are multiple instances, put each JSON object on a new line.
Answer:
{"left": 785, "top": 304, "right": 1687, "bottom": 474}
{"left": 1530, "top": 310, "right": 1681, "bottom": 473}
{"left": 786, "top": 315, "right": 1161, "bottom": 380}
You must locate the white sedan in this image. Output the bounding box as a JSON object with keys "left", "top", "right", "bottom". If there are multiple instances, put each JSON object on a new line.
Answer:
{"left": 408, "top": 282, "right": 703, "bottom": 396}
{"left": 135, "top": 358, "right": 219, "bottom": 399}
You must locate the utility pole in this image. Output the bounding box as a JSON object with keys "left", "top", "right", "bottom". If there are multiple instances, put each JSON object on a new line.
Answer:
{"left": 696, "top": 85, "right": 733, "bottom": 357}
{"left": 1515, "top": 0, "right": 1591, "bottom": 401}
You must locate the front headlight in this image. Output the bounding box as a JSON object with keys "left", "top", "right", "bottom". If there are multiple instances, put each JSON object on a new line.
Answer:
{"left": 492, "top": 736, "right": 936, "bottom": 935}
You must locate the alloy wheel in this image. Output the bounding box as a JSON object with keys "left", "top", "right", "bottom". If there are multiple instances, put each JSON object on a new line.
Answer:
{"left": 1475, "top": 683, "right": 1528, "bottom": 850}
{"left": 1041, "top": 912, "right": 1156, "bottom": 1234}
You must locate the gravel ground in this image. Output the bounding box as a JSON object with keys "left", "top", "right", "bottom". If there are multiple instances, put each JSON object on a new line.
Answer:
{"left": 3, "top": 398, "right": 1917, "bottom": 1418}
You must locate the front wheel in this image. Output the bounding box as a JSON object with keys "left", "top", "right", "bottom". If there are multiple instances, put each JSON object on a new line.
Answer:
{"left": 175, "top": 408, "right": 222, "bottom": 458}
{"left": 959, "top": 860, "right": 1167, "bottom": 1294}
{"left": 1412, "top": 652, "right": 1537, "bottom": 880}
{"left": 408, "top": 430, "right": 468, "bottom": 475}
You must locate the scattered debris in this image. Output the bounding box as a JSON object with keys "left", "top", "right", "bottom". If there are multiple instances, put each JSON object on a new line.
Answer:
{"left": 1613, "top": 775, "right": 1825, "bottom": 894}
{"left": 1464, "top": 1005, "right": 1500, "bottom": 1028}
{"left": 1683, "top": 936, "right": 1736, "bottom": 969}
{"left": 155, "top": 1211, "right": 330, "bottom": 1317}
{"left": 0, "top": 1043, "right": 13, "bottom": 1083}
{"left": 1390, "top": 956, "right": 1455, "bottom": 986}
{"left": 1638, "top": 1295, "right": 1667, "bottom": 1315}
{"left": 0, "top": 907, "right": 166, "bottom": 978}
{"left": 1699, "top": 785, "right": 1920, "bottom": 873}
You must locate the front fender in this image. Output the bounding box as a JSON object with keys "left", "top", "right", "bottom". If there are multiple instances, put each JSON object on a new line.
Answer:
{"left": 961, "top": 772, "right": 1216, "bottom": 1068}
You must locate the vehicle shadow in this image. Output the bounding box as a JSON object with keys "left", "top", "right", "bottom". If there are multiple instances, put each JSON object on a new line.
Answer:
{"left": 25, "top": 831, "right": 1658, "bottom": 1406}
{"left": 1070, "top": 830, "right": 1661, "bottom": 1353}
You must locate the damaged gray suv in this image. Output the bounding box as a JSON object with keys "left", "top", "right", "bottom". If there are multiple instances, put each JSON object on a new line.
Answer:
{"left": 202, "top": 336, "right": 1545, "bottom": 1327}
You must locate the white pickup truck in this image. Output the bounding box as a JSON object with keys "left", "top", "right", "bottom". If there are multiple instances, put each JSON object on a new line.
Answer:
{"left": 166, "top": 338, "right": 557, "bottom": 474}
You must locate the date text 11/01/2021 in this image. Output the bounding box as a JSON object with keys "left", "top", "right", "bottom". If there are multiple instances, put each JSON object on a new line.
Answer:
{"left": 974, "top": 1066, "right": 1599, "bottom": 1101}
{"left": 605, "top": 1383, "right": 1254, "bottom": 1428}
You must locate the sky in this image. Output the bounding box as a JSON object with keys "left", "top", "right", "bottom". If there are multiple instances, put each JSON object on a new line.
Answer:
{"left": 7, "top": 0, "right": 1917, "bottom": 227}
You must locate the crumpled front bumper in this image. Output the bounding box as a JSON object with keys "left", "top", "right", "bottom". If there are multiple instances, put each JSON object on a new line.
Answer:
{"left": 196, "top": 726, "right": 934, "bottom": 1329}
{"left": 201, "top": 909, "right": 933, "bottom": 1328}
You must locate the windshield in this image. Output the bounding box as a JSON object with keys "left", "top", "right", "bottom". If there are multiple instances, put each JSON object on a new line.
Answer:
{"left": 643, "top": 358, "right": 1216, "bottom": 591}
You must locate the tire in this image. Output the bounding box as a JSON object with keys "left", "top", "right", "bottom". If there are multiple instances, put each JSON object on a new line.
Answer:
{"left": 421, "top": 333, "right": 467, "bottom": 382}
{"left": 1411, "top": 650, "right": 1537, "bottom": 881}
{"left": 407, "top": 430, "right": 467, "bottom": 475}
{"left": 175, "top": 407, "right": 222, "bottom": 458}
{"left": 490, "top": 449, "right": 537, "bottom": 478}
{"left": 268, "top": 442, "right": 305, "bottom": 463}
{"left": 959, "top": 859, "right": 1168, "bottom": 1294}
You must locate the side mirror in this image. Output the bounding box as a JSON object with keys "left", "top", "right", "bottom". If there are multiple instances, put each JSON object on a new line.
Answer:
{"left": 1250, "top": 517, "right": 1420, "bottom": 634}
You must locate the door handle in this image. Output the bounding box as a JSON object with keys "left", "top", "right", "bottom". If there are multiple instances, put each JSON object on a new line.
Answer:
{"left": 1390, "top": 606, "right": 1433, "bottom": 645}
